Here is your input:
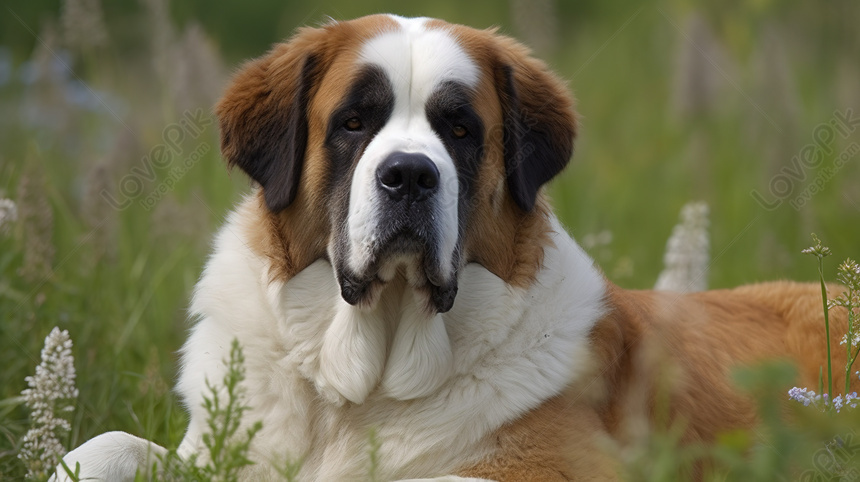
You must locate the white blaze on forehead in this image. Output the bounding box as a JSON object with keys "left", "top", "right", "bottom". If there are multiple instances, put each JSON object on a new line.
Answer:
{"left": 358, "top": 16, "right": 479, "bottom": 100}
{"left": 345, "top": 16, "right": 478, "bottom": 279}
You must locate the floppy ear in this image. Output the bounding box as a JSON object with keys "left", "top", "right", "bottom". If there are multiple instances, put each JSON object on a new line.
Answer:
{"left": 216, "top": 33, "right": 323, "bottom": 212}
{"left": 496, "top": 45, "right": 577, "bottom": 212}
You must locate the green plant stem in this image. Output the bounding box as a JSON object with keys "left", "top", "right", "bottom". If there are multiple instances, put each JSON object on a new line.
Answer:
{"left": 818, "top": 258, "right": 833, "bottom": 403}
{"left": 847, "top": 311, "right": 854, "bottom": 395}
{"left": 848, "top": 347, "right": 859, "bottom": 394}
{"left": 848, "top": 313, "right": 859, "bottom": 394}
{"left": 846, "top": 294, "right": 858, "bottom": 394}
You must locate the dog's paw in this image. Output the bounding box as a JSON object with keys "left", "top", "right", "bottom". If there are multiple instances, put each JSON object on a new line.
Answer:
{"left": 51, "top": 431, "right": 166, "bottom": 482}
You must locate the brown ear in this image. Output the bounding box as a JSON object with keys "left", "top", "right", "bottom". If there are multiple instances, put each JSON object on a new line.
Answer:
{"left": 495, "top": 41, "right": 576, "bottom": 212}
{"left": 216, "top": 29, "right": 325, "bottom": 212}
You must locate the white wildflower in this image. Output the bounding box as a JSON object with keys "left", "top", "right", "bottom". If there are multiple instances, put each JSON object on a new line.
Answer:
{"left": 167, "top": 22, "right": 226, "bottom": 113}
{"left": 0, "top": 198, "right": 16, "bottom": 234}
{"left": 847, "top": 392, "right": 859, "bottom": 409}
{"left": 836, "top": 259, "right": 860, "bottom": 288}
{"left": 19, "top": 327, "right": 79, "bottom": 480}
{"left": 840, "top": 332, "right": 860, "bottom": 347}
{"left": 788, "top": 387, "right": 819, "bottom": 407}
{"left": 830, "top": 392, "right": 859, "bottom": 413}
{"left": 802, "top": 233, "right": 832, "bottom": 258}
{"left": 830, "top": 259, "right": 860, "bottom": 383}
{"left": 672, "top": 12, "right": 731, "bottom": 118}
{"left": 833, "top": 394, "right": 844, "bottom": 412}
{"left": 654, "top": 202, "right": 709, "bottom": 293}
{"left": 142, "top": 0, "right": 176, "bottom": 87}
{"left": 18, "top": 166, "right": 55, "bottom": 282}
{"left": 789, "top": 387, "right": 858, "bottom": 413}
{"left": 61, "top": 0, "right": 108, "bottom": 54}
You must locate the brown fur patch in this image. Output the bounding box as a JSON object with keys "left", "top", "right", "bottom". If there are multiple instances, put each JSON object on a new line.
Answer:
{"left": 218, "top": 15, "right": 399, "bottom": 280}
{"left": 427, "top": 22, "right": 577, "bottom": 287}
{"left": 456, "top": 281, "right": 858, "bottom": 479}
{"left": 456, "top": 396, "right": 619, "bottom": 481}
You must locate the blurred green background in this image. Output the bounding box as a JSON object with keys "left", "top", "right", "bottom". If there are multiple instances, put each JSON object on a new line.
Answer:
{"left": 1, "top": 0, "right": 858, "bottom": 478}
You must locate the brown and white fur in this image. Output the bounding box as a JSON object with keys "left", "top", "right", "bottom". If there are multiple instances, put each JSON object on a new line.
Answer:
{"left": 56, "top": 14, "right": 857, "bottom": 481}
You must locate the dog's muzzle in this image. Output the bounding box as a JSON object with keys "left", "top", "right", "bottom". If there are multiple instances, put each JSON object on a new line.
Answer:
{"left": 336, "top": 151, "right": 458, "bottom": 313}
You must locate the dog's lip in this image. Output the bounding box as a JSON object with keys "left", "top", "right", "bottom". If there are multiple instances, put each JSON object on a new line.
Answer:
{"left": 337, "top": 232, "right": 458, "bottom": 311}
{"left": 430, "top": 282, "right": 457, "bottom": 313}
{"left": 365, "top": 229, "right": 429, "bottom": 269}
{"left": 337, "top": 268, "right": 458, "bottom": 313}
{"left": 426, "top": 271, "right": 443, "bottom": 287}
{"left": 423, "top": 259, "right": 446, "bottom": 288}
{"left": 338, "top": 271, "right": 375, "bottom": 306}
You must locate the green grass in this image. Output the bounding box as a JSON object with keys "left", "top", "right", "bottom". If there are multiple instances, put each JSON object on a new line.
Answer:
{"left": 2, "top": 0, "right": 859, "bottom": 479}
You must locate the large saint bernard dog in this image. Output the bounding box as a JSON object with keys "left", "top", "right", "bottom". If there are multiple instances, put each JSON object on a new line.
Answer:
{"left": 58, "top": 14, "right": 855, "bottom": 481}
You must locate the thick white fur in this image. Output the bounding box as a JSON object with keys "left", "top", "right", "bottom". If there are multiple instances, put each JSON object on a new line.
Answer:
{"left": 167, "top": 201, "right": 606, "bottom": 480}
{"left": 53, "top": 431, "right": 165, "bottom": 481}
{"left": 381, "top": 288, "right": 454, "bottom": 399}
{"left": 319, "top": 297, "right": 390, "bottom": 404}
{"left": 53, "top": 203, "right": 605, "bottom": 480}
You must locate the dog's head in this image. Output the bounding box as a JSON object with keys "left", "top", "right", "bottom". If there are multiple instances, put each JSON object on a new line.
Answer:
{"left": 218, "top": 15, "right": 576, "bottom": 314}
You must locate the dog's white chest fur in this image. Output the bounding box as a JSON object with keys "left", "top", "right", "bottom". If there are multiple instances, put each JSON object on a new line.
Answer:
{"left": 175, "top": 207, "right": 605, "bottom": 480}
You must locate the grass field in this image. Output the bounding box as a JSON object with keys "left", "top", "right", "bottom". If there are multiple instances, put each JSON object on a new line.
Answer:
{"left": 1, "top": 0, "right": 859, "bottom": 479}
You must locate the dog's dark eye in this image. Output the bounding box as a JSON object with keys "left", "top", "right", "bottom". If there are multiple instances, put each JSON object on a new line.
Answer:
{"left": 452, "top": 125, "right": 468, "bottom": 139}
{"left": 344, "top": 117, "right": 363, "bottom": 131}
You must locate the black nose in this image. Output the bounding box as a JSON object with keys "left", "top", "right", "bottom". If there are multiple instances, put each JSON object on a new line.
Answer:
{"left": 376, "top": 152, "right": 440, "bottom": 202}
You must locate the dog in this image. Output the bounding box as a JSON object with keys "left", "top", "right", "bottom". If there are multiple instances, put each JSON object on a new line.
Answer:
{"left": 57, "top": 14, "right": 856, "bottom": 481}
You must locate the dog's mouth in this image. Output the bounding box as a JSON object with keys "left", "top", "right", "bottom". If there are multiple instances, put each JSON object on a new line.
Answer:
{"left": 336, "top": 229, "right": 458, "bottom": 313}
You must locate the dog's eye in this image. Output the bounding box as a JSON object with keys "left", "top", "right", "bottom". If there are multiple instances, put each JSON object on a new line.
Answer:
{"left": 452, "top": 125, "right": 468, "bottom": 139}
{"left": 344, "top": 117, "right": 363, "bottom": 131}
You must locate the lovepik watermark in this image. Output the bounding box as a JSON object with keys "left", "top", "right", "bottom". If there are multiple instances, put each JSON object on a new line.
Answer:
{"left": 751, "top": 109, "right": 859, "bottom": 211}
{"left": 798, "top": 432, "right": 860, "bottom": 481}
{"left": 101, "top": 109, "right": 213, "bottom": 211}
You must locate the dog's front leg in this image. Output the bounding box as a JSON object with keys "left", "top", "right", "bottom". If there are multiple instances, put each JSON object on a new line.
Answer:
{"left": 51, "top": 431, "right": 166, "bottom": 481}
